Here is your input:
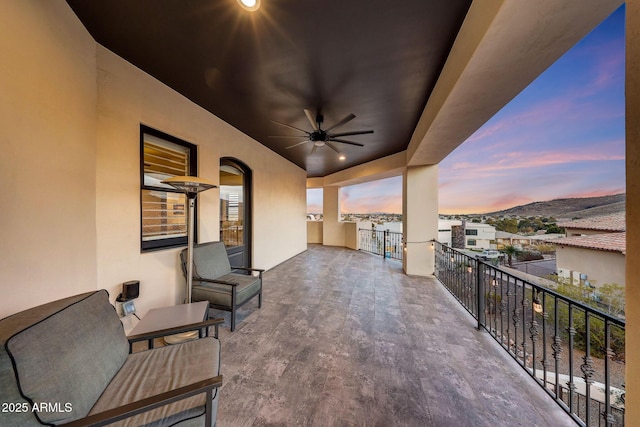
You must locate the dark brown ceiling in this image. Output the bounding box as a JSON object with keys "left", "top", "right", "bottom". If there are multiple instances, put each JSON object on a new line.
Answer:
{"left": 66, "top": 0, "right": 471, "bottom": 177}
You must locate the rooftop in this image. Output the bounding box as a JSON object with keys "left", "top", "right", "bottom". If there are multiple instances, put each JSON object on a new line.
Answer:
{"left": 557, "top": 212, "right": 626, "bottom": 232}
{"left": 551, "top": 232, "right": 626, "bottom": 254}
{"left": 495, "top": 231, "right": 565, "bottom": 240}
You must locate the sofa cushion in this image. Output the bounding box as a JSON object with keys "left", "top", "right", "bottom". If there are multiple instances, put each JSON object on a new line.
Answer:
{"left": 0, "top": 351, "right": 35, "bottom": 426}
{"left": 0, "top": 292, "right": 96, "bottom": 427}
{"left": 5, "top": 290, "right": 129, "bottom": 424}
{"left": 89, "top": 337, "right": 220, "bottom": 427}
{"left": 192, "top": 272, "right": 261, "bottom": 307}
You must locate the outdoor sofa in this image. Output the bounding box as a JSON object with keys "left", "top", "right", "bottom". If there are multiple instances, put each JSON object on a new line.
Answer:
{"left": 0, "top": 290, "right": 222, "bottom": 426}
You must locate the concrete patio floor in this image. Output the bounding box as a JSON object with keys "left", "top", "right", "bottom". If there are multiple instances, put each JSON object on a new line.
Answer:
{"left": 213, "top": 244, "right": 575, "bottom": 426}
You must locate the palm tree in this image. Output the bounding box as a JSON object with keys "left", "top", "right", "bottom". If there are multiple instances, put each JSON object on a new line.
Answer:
{"left": 502, "top": 245, "right": 521, "bottom": 267}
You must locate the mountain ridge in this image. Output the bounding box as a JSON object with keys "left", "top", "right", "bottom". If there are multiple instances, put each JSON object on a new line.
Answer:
{"left": 484, "top": 193, "right": 625, "bottom": 219}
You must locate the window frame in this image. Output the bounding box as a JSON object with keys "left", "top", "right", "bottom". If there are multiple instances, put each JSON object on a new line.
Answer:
{"left": 465, "top": 229, "right": 478, "bottom": 236}
{"left": 140, "top": 125, "right": 198, "bottom": 252}
{"left": 467, "top": 239, "right": 477, "bottom": 246}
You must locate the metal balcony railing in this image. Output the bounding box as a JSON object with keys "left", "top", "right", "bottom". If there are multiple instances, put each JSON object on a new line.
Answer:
{"left": 358, "top": 229, "right": 403, "bottom": 260}
{"left": 434, "top": 242, "right": 625, "bottom": 427}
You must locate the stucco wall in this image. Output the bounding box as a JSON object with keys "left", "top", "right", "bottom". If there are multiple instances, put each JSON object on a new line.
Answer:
{"left": 322, "top": 186, "right": 345, "bottom": 246}
{"left": 0, "top": 0, "right": 307, "bottom": 318}
{"left": 0, "top": 0, "right": 98, "bottom": 318}
{"left": 95, "top": 46, "right": 307, "bottom": 315}
{"left": 403, "top": 165, "right": 438, "bottom": 276}
{"left": 344, "top": 222, "right": 359, "bottom": 250}
{"left": 556, "top": 246, "right": 625, "bottom": 288}
{"left": 307, "top": 221, "right": 323, "bottom": 244}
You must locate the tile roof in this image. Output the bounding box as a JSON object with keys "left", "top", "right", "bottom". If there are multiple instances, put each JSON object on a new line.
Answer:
{"left": 495, "top": 231, "right": 564, "bottom": 240}
{"left": 551, "top": 232, "right": 626, "bottom": 254}
{"left": 495, "top": 231, "right": 524, "bottom": 239}
{"left": 558, "top": 212, "right": 625, "bottom": 232}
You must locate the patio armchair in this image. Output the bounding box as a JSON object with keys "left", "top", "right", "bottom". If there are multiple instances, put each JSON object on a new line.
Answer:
{"left": 181, "top": 241, "right": 263, "bottom": 331}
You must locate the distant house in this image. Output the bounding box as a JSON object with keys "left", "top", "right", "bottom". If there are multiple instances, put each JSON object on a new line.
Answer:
{"left": 559, "top": 212, "right": 625, "bottom": 236}
{"left": 495, "top": 231, "right": 564, "bottom": 249}
{"left": 438, "top": 220, "right": 496, "bottom": 250}
{"left": 495, "top": 231, "right": 533, "bottom": 249}
{"left": 551, "top": 213, "right": 626, "bottom": 288}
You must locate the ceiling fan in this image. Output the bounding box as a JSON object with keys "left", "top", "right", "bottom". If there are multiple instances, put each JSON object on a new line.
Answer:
{"left": 270, "top": 109, "right": 373, "bottom": 157}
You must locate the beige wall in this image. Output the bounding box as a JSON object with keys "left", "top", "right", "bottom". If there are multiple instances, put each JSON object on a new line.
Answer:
{"left": 307, "top": 221, "right": 323, "bottom": 244}
{"left": 343, "top": 222, "right": 359, "bottom": 250}
{"left": 0, "top": 0, "right": 307, "bottom": 318}
{"left": 626, "top": 0, "right": 640, "bottom": 419}
{"left": 0, "top": 0, "right": 98, "bottom": 318}
{"left": 403, "top": 165, "right": 438, "bottom": 276}
{"left": 321, "top": 152, "right": 406, "bottom": 187}
{"left": 555, "top": 246, "right": 625, "bottom": 288}
{"left": 94, "top": 46, "right": 307, "bottom": 315}
{"left": 322, "top": 186, "right": 345, "bottom": 246}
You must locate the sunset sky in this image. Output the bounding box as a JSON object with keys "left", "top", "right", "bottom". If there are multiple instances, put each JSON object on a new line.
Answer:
{"left": 308, "top": 5, "right": 625, "bottom": 215}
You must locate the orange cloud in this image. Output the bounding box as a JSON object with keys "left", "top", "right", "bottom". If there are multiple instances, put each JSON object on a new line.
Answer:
{"left": 447, "top": 140, "right": 624, "bottom": 175}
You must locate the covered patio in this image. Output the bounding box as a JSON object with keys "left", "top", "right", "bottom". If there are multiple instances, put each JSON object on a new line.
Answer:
{"left": 215, "top": 245, "right": 573, "bottom": 426}
{"left": 2, "top": 0, "right": 639, "bottom": 425}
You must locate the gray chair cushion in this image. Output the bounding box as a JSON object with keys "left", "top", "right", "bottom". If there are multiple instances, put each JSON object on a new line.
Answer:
{"left": 190, "top": 242, "right": 232, "bottom": 280}
{"left": 192, "top": 273, "right": 261, "bottom": 307}
{"left": 89, "top": 337, "right": 220, "bottom": 427}
{"left": 5, "top": 290, "right": 129, "bottom": 424}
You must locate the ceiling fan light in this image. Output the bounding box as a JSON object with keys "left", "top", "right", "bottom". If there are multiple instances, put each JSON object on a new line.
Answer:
{"left": 238, "top": 0, "right": 260, "bottom": 11}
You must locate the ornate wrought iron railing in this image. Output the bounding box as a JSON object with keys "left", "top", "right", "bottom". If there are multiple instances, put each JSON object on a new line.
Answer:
{"left": 434, "top": 242, "right": 625, "bottom": 427}
{"left": 358, "top": 229, "right": 403, "bottom": 260}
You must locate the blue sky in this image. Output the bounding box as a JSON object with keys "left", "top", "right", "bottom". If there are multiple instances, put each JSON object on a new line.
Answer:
{"left": 308, "top": 5, "right": 625, "bottom": 215}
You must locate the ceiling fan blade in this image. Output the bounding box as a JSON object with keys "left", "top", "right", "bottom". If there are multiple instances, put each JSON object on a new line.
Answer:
{"left": 329, "top": 129, "right": 374, "bottom": 138}
{"left": 304, "top": 109, "right": 319, "bottom": 131}
{"left": 285, "top": 140, "right": 311, "bottom": 149}
{"left": 329, "top": 138, "right": 364, "bottom": 147}
{"left": 325, "top": 142, "right": 342, "bottom": 154}
{"left": 310, "top": 144, "right": 318, "bottom": 155}
{"left": 325, "top": 113, "right": 356, "bottom": 132}
{"left": 269, "top": 135, "right": 312, "bottom": 138}
{"left": 271, "top": 120, "right": 309, "bottom": 135}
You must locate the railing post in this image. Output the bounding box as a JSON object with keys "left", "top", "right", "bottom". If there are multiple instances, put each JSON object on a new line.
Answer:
{"left": 384, "top": 229, "right": 389, "bottom": 258}
{"left": 477, "top": 260, "right": 483, "bottom": 330}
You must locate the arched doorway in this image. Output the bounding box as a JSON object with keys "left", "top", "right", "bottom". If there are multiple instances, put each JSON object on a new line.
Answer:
{"left": 219, "top": 158, "right": 252, "bottom": 268}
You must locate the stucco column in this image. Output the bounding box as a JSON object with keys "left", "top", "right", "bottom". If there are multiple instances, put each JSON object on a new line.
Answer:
{"left": 403, "top": 165, "right": 438, "bottom": 276}
{"left": 322, "top": 185, "right": 344, "bottom": 247}
{"left": 626, "top": 0, "right": 640, "bottom": 420}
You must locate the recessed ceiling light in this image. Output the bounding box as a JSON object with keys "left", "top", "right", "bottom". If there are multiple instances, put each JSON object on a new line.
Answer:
{"left": 238, "top": 0, "right": 260, "bottom": 12}
{"left": 338, "top": 154, "right": 346, "bottom": 161}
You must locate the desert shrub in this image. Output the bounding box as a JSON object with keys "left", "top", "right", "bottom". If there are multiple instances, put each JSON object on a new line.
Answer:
{"left": 535, "top": 244, "right": 556, "bottom": 255}
{"left": 485, "top": 292, "right": 502, "bottom": 314}
{"left": 517, "top": 250, "right": 544, "bottom": 262}
{"left": 542, "top": 281, "right": 625, "bottom": 362}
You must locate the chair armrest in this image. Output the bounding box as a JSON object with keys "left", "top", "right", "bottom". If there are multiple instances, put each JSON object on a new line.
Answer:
{"left": 232, "top": 267, "right": 265, "bottom": 276}
{"left": 195, "top": 277, "right": 240, "bottom": 287}
{"left": 61, "top": 375, "right": 223, "bottom": 427}
{"left": 128, "top": 318, "right": 225, "bottom": 344}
